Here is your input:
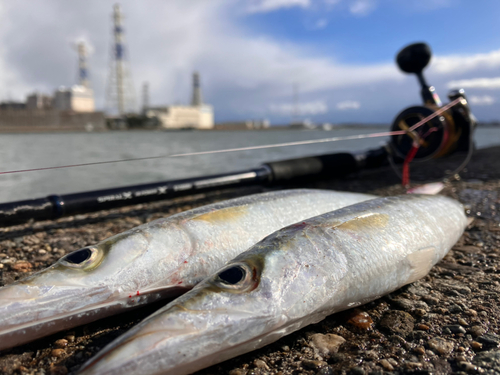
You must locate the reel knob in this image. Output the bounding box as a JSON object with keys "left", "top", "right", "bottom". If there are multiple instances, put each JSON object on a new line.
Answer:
{"left": 396, "top": 43, "right": 432, "bottom": 74}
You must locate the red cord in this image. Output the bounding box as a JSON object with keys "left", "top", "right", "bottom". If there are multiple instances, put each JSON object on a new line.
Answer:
{"left": 402, "top": 143, "right": 419, "bottom": 187}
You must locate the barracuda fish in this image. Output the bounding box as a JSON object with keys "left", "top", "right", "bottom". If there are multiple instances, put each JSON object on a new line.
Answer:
{"left": 0, "top": 189, "right": 375, "bottom": 350}
{"left": 78, "top": 194, "right": 467, "bottom": 375}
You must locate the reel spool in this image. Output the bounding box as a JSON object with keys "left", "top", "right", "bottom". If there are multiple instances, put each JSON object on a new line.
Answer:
{"left": 390, "top": 105, "right": 460, "bottom": 161}
{"left": 388, "top": 42, "right": 476, "bottom": 183}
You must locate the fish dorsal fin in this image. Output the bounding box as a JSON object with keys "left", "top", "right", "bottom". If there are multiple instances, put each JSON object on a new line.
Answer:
{"left": 192, "top": 205, "right": 248, "bottom": 223}
{"left": 329, "top": 213, "right": 390, "bottom": 231}
{"left": 405, "top": 246, "right": 436, "bottom": 284}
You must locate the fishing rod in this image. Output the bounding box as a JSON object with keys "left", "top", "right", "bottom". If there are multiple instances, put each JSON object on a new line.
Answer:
{"left": 0, "top": 147, "right": 388, "bottom": 226}
{"left": 0, "top": 42, "right": 477, "bottom": 227}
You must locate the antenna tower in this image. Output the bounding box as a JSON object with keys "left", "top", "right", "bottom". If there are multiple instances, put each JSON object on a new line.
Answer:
{"left": 106, "top": 4, "right": 136, "bottom": 115}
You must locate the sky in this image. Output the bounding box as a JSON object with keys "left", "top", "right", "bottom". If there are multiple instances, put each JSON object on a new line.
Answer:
{"left": 0, "top": 0, "right": 499, "bottom": 124}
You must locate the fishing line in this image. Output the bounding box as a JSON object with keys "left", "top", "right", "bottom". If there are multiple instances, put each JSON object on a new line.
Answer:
{"left": 407, "top": 97, "right": 463, "bottom": 132}
{"left": 0, "top": 130, "right": 406, "bottom": 175}
{"left": 0, "top": 98, "right": 465, "bottom": 177}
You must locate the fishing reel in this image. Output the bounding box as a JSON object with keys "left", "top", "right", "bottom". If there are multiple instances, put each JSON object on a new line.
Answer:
{"left": 389, "top": 43, "right": 476, "bottom": 167}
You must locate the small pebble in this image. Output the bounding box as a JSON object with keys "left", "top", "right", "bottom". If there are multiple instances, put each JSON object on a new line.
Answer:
{"left": 54, "top": 339, "right": 68, "bottom": 348}
{"left": 228, "top": 369, "right": 247, "bottom": 375}
{"left": 387, "top": 358, "right": 398, "bottom": 367}
{"left": 446, "top": 325, "right": 467, "bottom": 334}
{"left": 253, "top": 359, "right": 269, "bottom": 371}
{"left": 414, "top": 347, "right": 426, "bottom": 355}
{"left": 378, "top": 359, "right": 394, "bottom": 371}
{"left": 471, "top": 341, "right": 483, "bottom": 350}
{"left": 418, "top": 324, "right": 430, "bottom": 331}
{"left": 50, "top": 349, "right": 65, "bottom": 358}
{"left": 415, "top": 308, "right": 427, "bottom": 317}
{"left": 458, "top": 318, "right": 469, "bottom": 326}
{"left": 470, "top": 326, "right": 486, "bottom": 338}
{"left": 466, "top": 309, "right": 478, "bottom": 316}
{"left": 428, "top": 337, "right": 454, "bottom": 355}
{"left": 449, "top": 304, "right": 464, "bottom": 313}
{"left": 11, "top": 261, "right": 33, "bottom": 272}
{"left": 39, "top": 249, "right": 47, "bottom": 255}
{"left": 423, "top": 296, "right": 439, "bottom": 305}
{"left": 309, "top": 333, "right": 345, "bottom": 357}
{"left": 65, "top": 335, "right": 75, "bottom": 343}
{"left": 379, "top": 310, "right": 415, "bottom": 337}
{"left": 302, "top": 359, "right": 327, "bottom": 370}
{"left": 347, "top": 310, "right": 374, "bottom": 330}
{"left": 1, "top": 258, "right": 16, "bottom": 264}
{"left": 477, "top": 333, "right": 500, "bottom": 348}
{"left": 458, "top": 361, "right": 479, "bottom": 373}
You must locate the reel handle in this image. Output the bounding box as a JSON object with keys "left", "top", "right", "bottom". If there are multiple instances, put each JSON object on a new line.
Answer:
{"left": 396, "top": 43, "right": 441, "bottom": 106}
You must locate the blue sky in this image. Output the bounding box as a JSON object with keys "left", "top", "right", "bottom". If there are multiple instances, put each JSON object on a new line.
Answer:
{"left": 0, "top": 0, "right": 499, "bottom": 124}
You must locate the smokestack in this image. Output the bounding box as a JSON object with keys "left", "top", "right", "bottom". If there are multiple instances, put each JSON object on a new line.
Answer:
{"left": 142, "top": 82, "right": 149, "bottom": 113}
{"left": 78, "top": 42, "right": 89, "bottom": 88}
{"left": 191, "top": 71, "right": 203, "bottom": 106}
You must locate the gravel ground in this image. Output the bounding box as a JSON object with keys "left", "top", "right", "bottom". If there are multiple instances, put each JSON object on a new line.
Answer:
{"left": 1, "top": 146, "right": 499, "bottom": 375}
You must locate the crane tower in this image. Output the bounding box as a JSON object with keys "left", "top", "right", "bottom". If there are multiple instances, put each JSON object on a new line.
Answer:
{"left": 106, "top": 3, "right": 136, "bottom": 115}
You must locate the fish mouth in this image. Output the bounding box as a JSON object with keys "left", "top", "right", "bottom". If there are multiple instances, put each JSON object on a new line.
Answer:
{"left": 0, "top": 284, "right": 189, "bottom": 351}
{"left": 77, "top": 308, "right": 287, "bottom": 375}
{"left": 0, "top": 284, "right": 113, "bottom": 349}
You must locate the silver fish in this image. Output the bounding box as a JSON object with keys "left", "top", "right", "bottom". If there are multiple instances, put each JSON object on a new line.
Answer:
{"left": 0, "top": 189, "right": 374, "bottom": 350}
{"left": 78, "top": 194, "right": 467, "bottom": 375}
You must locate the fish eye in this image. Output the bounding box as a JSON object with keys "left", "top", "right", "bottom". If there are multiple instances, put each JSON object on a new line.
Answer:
{"left": 214, "top": 262, "right": 258, "bottom": 292}
{"left": 65, "top": 247, "right": 92, "bottom": 264}
{"left": 59, "top": 247, "right": 103, "bottom": 270}
{"left": 218, "top": 265, "right": 245, "bottom": 285}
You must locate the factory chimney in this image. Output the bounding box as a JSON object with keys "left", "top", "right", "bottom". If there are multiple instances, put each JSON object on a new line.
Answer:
{"left": 191, "top": 71, "right": 203, "bottom": 106}
{"left": 142, "top": 82, "right": 149, "bottom": 113}
{"left": 77, "top": 42, "right": 90, "bottom": 88}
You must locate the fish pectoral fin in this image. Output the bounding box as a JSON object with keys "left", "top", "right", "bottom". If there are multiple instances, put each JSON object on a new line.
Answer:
{"left": 405, "top": 246, "right": 436, "bottom": 284}
{"left": 330, "top": 213, "right": 390, "bottom": 231}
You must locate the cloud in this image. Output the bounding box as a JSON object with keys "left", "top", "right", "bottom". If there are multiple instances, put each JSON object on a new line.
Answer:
{"left": 245, "top": 0, "right": 310, "bottom": 13}
{"left": 314, "top": 18, "right": 328, "bottom": 29}
{"left": 0, "top": 0, "right": 499, "bottom": 123}
{"left": 269, "top": 100, "right": 328, "bottom": 115}
{"left": 469, "top": 95, "right": 495, "bottom": 106}
{"left": 336, "top": 100, "right": 360, "bottom": 110}
{"left": 349, "top": 0, "right": 376, "bottom": 16}
{"left": 447, "top": 77, "right": 500, "bottom": 89}
{"left": 431, "top": 49, "right": 500, "bottom": 75}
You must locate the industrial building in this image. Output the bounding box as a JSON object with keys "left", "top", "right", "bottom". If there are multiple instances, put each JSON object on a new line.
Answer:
{"left": 53, "top": 85, "right": 95, "bottom": 112}
{"left": 0, "top": 41, "right": 104, "bottom": 132}
{"left": 53, "top": 42, "right": 96, "bottom": 113}
{"left": 146, "top": 72, "right": 214, "bottom": 130}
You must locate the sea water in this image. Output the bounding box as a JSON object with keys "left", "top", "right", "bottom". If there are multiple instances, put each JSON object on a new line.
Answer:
{"left": 0, "top": 127, "right": 498, "bottom": 203}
